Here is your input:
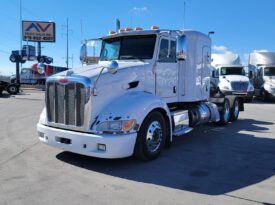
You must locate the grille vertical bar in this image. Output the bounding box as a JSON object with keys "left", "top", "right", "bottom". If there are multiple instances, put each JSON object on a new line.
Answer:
{"left": 46, "top": 82, "right": 55, "bottom": 122}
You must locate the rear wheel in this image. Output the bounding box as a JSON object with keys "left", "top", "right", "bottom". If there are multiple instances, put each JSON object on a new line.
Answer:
{"left": 6, "top": 84, "right": 19, "bottom": 95}
{"left": 134, "top": 111, "right": 167, "bottom": 161}
{"left": 230, "top": 98, "right": 239, "bottom": 121}
{"left": 217, "top": 98, "right": 230, "bottom": 125}
{"left": 260, "top": 89, "right": 268, "bottom": 102}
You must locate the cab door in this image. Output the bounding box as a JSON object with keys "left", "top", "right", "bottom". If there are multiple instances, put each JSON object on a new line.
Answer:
{"left": 155, "top": 38, "right": 178, "bottom": 98}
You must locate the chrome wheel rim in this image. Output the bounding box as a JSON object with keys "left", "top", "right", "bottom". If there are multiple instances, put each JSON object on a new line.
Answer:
{"left": 234, "top": 100, "right": 239, "bottom": 117}
{"left": 146, "top": 121, "right": 163, "bottom": 153}
{"left": 224, "top": 101, "right": 230, "bottom": 122}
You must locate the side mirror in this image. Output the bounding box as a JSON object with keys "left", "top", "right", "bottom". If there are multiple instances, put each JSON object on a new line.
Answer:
{"left": 176, "top": 35, "right": 187, "bottom": 61}
{"left": 80, "top": 43, "right": 87, "bottom": 63}
{"left": 249, "top": 71, "right": 253, "bottom": 78}
{"left": 107, "top": 60, "right": 118, "bottom": 74}
{"left": 37, "top": 63, "right": 45, "bottom": 74}
{"left": 212, "top": 70, "right": 215, "bottom": 78}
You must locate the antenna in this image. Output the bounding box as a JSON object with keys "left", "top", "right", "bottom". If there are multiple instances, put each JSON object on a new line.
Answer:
{"left": 116, "top": 18, "right": 120, "bottom": 32}
{"left": 80, "top": 19, "right": 83, "bottom": 40}
{"left": 183, "top": 1, "right": 186, "bottom": 30}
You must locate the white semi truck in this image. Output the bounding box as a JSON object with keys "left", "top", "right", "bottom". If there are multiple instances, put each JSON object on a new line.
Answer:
{"left": 248, "top": 52, "right": 275, "bottom": 101}
{"left": 37, "top": 27, "right": 244, "bottom": 160}
{"left": 211, "top": 53, "right": 254, "bottom": 102}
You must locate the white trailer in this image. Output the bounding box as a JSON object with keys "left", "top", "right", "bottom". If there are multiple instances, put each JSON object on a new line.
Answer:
{"left": 211, "top": 53, "right": 254, "bottom": 102}
{"left": 37, "top": 27, "right": 244, "bottom": 160}
{"left": 248, "top": 52, "right": 275, "bottom": 101}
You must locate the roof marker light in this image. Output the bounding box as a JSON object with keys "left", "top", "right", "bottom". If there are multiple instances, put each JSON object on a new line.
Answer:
{"left": 135, "top": 26, "right": 142, "bottom": 31}
{"left": 151, "top": 25, "right": 159, "bottom": 30}
{"left": 119, "top": 28, "right": 125, "bottom": 33}
{"left": 109, "top": 30, "right": 116, "bottom": 35}
{"left": 125, "top": 27, "right": 132, "bottom": 31}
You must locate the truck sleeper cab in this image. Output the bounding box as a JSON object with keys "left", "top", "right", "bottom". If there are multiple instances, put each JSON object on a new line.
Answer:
{"left": 37, "top": 28, "right": 244, "bottom": 160}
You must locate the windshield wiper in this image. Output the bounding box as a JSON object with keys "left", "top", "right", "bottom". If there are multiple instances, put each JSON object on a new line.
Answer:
{"left": 119, "top": 55, "right": 144, "bottom": 62}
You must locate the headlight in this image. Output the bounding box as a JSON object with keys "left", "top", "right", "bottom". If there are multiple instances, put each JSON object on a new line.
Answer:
{"left": 220, "top": 85, "right": 231, "bottom": 90}
{"left": 96, "top": 119, "right": 136, "bottom": 133}
{"left": 264, "top": 83, "right": 272, "bottom": 91}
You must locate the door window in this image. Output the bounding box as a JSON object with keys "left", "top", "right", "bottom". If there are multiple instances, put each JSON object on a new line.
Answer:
{"left": 158, "top": 39, "right": 177, "bottom": 63}
{"left": 158, "top": 39, "right": 169, "bottom": 62}
{"left": 169, "top": 40, "right": 177, "bottom": 62}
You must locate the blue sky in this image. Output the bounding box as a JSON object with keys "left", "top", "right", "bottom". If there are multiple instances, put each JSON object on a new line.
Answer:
{"left": 0, "top": 0, "right": 275, "bottom": 75}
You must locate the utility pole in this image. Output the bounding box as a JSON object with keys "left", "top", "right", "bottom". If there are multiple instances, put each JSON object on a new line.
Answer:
{"left": 66, "top": 18, "right": 69, "bottom": 68}
{"left": 62, "top": 18, "right": 73, "bottom": 68}
{"left": 19, "top": 0, "right": 22, "bottom": 51}
{"left": 71, "top": 54, "right": 74, "bottom": 68}
{"left": 17, "top": 0, "right": 22, "bottom": 84}
{"left": 62, "top": 18, "right": 70, "bottom": 68}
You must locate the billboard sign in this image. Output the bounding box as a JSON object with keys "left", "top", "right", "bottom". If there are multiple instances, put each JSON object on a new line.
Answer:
{"left": 22, "top": 21, "right": 56, "bottom": 42}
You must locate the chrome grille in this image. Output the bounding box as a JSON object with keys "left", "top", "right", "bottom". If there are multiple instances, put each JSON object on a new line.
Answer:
{"left": 46, "top": 81, "right": 86, "bottom": 127}
{"left": 231, "top": 81, "right": 249, "bottom": 92}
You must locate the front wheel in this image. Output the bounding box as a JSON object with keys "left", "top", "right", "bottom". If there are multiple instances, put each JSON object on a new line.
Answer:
{"left": 6, "top": 84, "right": 19, "bottom": 95}
{"left": 217, "top": 98, "right": 230, "bottom": 126}
{"left": 230, "top": 98, "right": 239, "bottom": 121}
{"left": 134, "top": 111, "right": 167, "bottom": 161}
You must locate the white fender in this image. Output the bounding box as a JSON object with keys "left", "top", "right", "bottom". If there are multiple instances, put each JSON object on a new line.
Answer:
{"left": 92, "top": 91, "right": 173, "bottom": 141}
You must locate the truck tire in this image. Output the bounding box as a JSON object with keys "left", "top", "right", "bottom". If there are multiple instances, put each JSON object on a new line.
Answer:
{"left": 260, "top": 89, "right": 268, "bottom": 102}
{"left": 217, "top": 98, "right": 230, "bottom": 126}
{"left": 6, "top": 84, "right": 19, "bottom": 95}
{"left": 230, "top": 98, "right": 239, "bottom": 122}
{"left": 134, "top": 111, "right": 167, "bottom": 161}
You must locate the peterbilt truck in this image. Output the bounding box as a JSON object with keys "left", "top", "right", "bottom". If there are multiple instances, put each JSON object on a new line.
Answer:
{"left": 37, "top": 27, "right": 244, "bottom": 160}
{"left": 248, "top": 52, "right": 275, "bottom": 101}
{"left": 211, "top": 53, "right": 254, "bottom": 102}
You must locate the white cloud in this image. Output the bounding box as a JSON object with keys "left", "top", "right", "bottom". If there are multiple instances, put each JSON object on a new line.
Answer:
{"left": 131, "top": 6, "right": 148, "bottom": 12}
{"left": 212, "top": 45, "right": 233, "bottom": 54}
{"left": 253, "top": 49, "right": 268, "bottom": 53}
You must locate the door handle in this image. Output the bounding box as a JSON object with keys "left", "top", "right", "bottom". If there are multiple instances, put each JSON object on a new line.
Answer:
{"left": 173, "top": 86, "right": 177, "bottom": 93}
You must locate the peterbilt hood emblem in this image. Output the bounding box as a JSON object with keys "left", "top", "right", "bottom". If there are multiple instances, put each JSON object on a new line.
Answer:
{"left": 58, "top": 78, "right": 69, "bottom": 84}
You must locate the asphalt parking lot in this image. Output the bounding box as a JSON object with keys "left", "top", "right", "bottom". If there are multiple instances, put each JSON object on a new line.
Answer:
{"left": 0, "top": 89, "right": 275, "bottom": 205}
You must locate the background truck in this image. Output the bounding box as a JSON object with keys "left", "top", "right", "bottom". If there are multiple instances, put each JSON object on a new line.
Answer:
{"left": 37, "top": 27, "right": 244, "bottom": 160}
{"left": 248, "top": 52, "right": 275, "bottom": 101}
{"left": 31, "top": 63, "right": 69, "bottom": 85}
{"left": 0, "top": 74, "right": 20, "bottom": 95}
{"left": 211, "top": 53, "right": 254, "bottom": 102}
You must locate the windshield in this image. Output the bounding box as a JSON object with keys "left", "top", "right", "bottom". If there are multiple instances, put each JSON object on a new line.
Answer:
{"left": 100, "top": 35, "right": 156, "bottom": 61}
{"left": 220, "top": 67, "right": 245, "bottom": 76}
{"left": 264, "top": 67, "right": 275, "bottom": 76}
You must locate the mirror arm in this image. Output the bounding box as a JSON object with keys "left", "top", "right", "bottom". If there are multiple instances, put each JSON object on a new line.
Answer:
{"left": 92, "top": 66, "right": 105, "bottom": 96}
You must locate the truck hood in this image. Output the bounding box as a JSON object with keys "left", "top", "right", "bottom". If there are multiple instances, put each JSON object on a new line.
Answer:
{"left": 57, "top": 61, "right": 149, "bottom": 79}
{"left": 220, "top": 75, "right": 249, "bottom": 82}
{"left": 264, "top": 76, "right": 275, "bottom": 85}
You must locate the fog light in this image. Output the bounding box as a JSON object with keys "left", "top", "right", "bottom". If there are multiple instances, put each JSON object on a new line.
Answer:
{"left": 38, "top": 131, "right": 44, "bottom": 138}
{"left": 98, "top": 144, "right": 106, "bottom": 151}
